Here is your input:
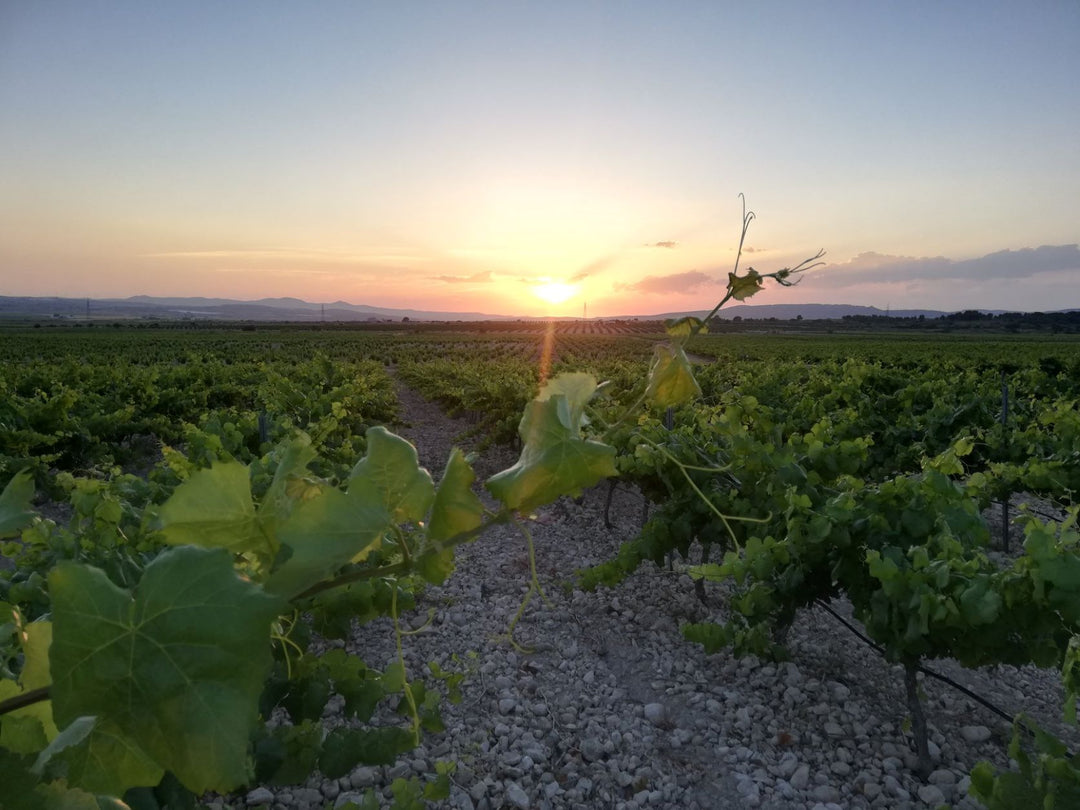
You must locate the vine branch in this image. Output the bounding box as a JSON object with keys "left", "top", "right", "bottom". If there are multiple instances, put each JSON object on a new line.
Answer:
{"left": 0, "top": 685, "right": 50, "bottom": 716}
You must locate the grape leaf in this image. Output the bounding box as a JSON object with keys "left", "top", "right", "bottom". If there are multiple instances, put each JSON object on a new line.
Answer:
{"left": 960, "top": 578, "right": 1002, "bottom": 625}
{"left": 49, "top": 719, "right": 164, "bottom": 797}
{"left": 536, "top": 373, "right": 597, "bottom": 433}
{"left": 0, "top": 681, "right": 50, "bottom": 756}
{"left": 427, "top": 448, "right": 484, "bottom": 543}
{"left": 152, "top": 462, "right": 272, "bottom": 560}
{"left": 645, "top": 345, "right": 701, "bottom": 408}
{"left": 0, "top": 620, "right": 57, "bottom": 754}
{"left": 318, "top": 726, "right": 415, "bottom": 776}
{"left": 0, "top": 748, "right": 44, "bottom": 810}
{"left": 48, "top": 546, "right": 285, "bottom": 794}
{"left": 487, "top": 394, "right": 616, "bottom": 512}
{"left": 259, "top": 435, "right": 318, "bottom": 529}
{"left": 728, "top": 268, "right": 763, "bottom": 301}
{"left": 0, "top": 470, "right": 35, "bottom": 537}
{"left": 664, "top": 316, "right": 706, "bottom": 338}
{"left": 350, "top": 427, "right": 434, "bottom": 524}
{"left": 267, "top": 478, "right": 390, "bottom": 599}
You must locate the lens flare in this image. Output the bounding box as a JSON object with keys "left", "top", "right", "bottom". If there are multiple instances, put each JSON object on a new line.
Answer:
{"left": 538, "top": 319, "right": 556, "bottom": 386}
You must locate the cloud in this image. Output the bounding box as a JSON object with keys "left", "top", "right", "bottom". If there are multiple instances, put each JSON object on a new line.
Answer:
{"left": 144, "top": 247, "right": 423, "bottom": 264}
{"left": 813, "top": 244, "right": 1080, "bottom": 287}
{"left": 616, "top": 270, "right": 721, "bottom": 295}
{"left": 429, "top": 270, "right": 493, "bottom": 284}
{"left": 743, "top": 246, "right": 765, "bottom": 253}
{"left": 567, "top": 254, "right": 620, "bottom": 283}
{"left": 646, "top": 240, "right": 679, "bottom": 249}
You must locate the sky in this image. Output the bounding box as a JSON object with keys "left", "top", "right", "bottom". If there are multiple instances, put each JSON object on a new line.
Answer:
{"left": 1, "top": 1, "right": 1078, "bottom": 317}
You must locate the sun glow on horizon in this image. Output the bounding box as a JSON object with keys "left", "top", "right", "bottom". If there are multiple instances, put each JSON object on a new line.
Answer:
{"left": 531, "top": 281, "right": 578, "bottom": 305}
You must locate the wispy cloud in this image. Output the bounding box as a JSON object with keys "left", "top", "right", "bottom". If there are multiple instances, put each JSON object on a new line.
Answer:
{"left": 144, "top": 247, "right": 424, "bottom": 264}
{"left": 213, "top": 266, "right": 343, "bottom": 276}
{"left": 646, "top": 240, "right": 679, "bottom": 249}
{"left": 813, "top": 244, "right": 1080, "bottom": 286}
{"left": 616, "top": 270, "right": 720, "bottom": 294}
{"left": 429, "top": 270, "right": 494, "bottom": 284}
{"left": 568, "top": 254, "right": 620, "bottom": 283}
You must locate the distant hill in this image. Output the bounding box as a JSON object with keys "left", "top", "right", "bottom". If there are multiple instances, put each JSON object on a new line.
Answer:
{"left": 0, "top": 295, "right": 1068, "bottom": 323}
{"left": 0, "top": 295, "right": 510, "bottom": 322}
{"left": 640, "top": 303, "right": 948, "bottom": 321}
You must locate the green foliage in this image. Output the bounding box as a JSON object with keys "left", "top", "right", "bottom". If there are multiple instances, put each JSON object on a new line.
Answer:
{"left": 969, "top": 717, "right": 1080, "bottom": 809}
{"left": 48, "top": 547, "right": 285, "bottom": 793}
{"left": 487, "top": 374, "right": 617, "bottom": 511}
{"left": 0, "top": 471, "right": 35, "bottom": 537}
{"left": 645, "top": 345, "right": 701, "bottom": 408}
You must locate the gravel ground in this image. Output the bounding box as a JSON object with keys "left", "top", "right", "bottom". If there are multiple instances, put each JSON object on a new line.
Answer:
{"left": 234, "top": 380, "right": 1076, "bottom": 810}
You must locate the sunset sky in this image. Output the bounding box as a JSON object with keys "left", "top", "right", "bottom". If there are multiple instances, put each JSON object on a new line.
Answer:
{"left": 2, "top": 2, "right": 1078, "bottom": 317}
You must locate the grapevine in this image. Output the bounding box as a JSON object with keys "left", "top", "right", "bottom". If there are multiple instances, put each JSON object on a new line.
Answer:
{"left": 1, "top": 199, "right": 1078, "bottom": 809}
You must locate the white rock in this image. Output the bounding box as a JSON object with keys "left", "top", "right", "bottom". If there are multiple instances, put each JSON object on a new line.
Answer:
{"left": 777, "top": 752, "right": 800, "bottom": 778}
{"left": 450, "top": 787, "right": 476, "bottom": 810}
{"left": 505, "top": 780, "right": 530, "bottom": 809}
{"left": 812, "top": 784, "right": 841, "bottom": 803}
{"left": 335, "top": 794, "right": 369, "bottom": 810}
{"left": 643, "top": 702, "right": 667, "bottom": 725}
{"left": 929, "top": 768, "right": 958, "bottom": 785}
{"left": 918, "top": 784, "right": 946, "bottom": 805}
{"left": 782, "top": 662, "right": 804, "bottom": 685}
{"left": 884, "top": 774, "right": 910, "bottom": 800}
{"left": 790, "top": 764, "right": 811, "bottom": 789}
{"left": 245, "top": 787, "right": 275, "bottom": 806}
{"left": 960, "top": 725, "right": 992, "bottom": 743}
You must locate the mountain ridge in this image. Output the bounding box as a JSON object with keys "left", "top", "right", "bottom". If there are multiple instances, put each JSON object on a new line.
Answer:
{"left": 0, "top": 295, "right": 1070, "bottom": 322}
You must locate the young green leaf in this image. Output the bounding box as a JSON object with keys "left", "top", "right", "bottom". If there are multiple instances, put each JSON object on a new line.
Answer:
{"left": 536, "top": 373, "right": 599, "bottom": 433}
{"left": 267, "top": 478, "right": 391, "bottom": 599}
{"left": 0, "top": 620, "right": 57, "bottom": 754}
{"left": 427, "top": 448, "right": 484, "bottom": 543}
{"left": 46, "top": 719, "right": 165, "bottom": 797}
{"left": 318, "top": 726, "right": 415, "bottom": 776}
{"left": 152, "top": 461, "right": 272, "bottom": 560}
{"left": 0, "top": 470, "right": 35, "bottom": 538}
{"left": 664, "top": 316, "right": 706, "bottom": 338}
{"left": 350, "top": 427, "right": 435, "bottom": 524}
{"left": 259, "top": 434, "right": 319, "bottom": 528}
{"left": 645, "top": 345, "right": 701, "bottom": 408}
{"left": 727, "top": 268, "right": 763, "bottom": 301}
{"left": 487, "top": 394, "right": 616, "bottom": 512}
{"left": 48, "top": 546, "right": 285, "bottom": 794}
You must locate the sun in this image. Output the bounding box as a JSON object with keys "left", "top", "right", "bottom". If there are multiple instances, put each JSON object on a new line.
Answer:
{"left": 532, "top": 281, "right": 577, "bottom": 305}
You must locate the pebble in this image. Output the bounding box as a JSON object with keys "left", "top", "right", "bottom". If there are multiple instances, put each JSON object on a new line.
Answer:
{"left": 777, "top": 752, "right": 800, "bottom": 778}
{"left": 960, "top": 725, "right": 992, "bottom": 743}
{"left": 505, "top": 781, "right": 530, "bottom": 809}
{"left": 812, "top": 784, "right": 842, "bottom": 803}
{"left": 790, "top": 764, "right": 811, "bottom": 789}
{"left": 918, "top": 784, "right": 946, "bottom": 805}
{"left": 643, "top": 703, "right": 667, "bottom": 725}
{"left": 928, "top": 768, "right": 957, "bottom": 785}
{"left": 245, "top": 787, "right": 275, "bottom": 805}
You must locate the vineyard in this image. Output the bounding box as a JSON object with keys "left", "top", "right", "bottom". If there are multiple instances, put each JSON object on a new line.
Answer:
{"left": 2, "top": 271, "right": 1080, "bottom": 809}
